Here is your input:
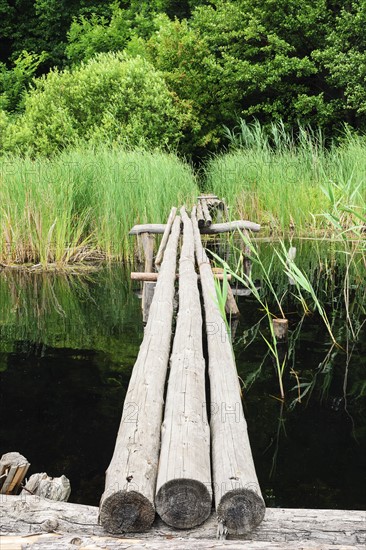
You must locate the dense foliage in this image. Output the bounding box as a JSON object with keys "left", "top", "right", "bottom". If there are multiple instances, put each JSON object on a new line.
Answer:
{"left": 1, "top": 0, "right": 366, "bottom": 155}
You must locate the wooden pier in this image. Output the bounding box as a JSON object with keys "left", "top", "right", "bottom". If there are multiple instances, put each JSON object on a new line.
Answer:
{"left": 2, "top": 196, "right": 365, "bottom": 548}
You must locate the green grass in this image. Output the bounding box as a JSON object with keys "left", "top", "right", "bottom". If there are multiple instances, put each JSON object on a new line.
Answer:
{"left": 206, "top": 121, "right": 366, "bottom": 234}
{"left": 0, "top": 147, "right": 198, "bottom": 265}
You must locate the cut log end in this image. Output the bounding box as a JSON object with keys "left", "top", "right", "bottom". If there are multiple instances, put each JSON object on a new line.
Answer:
{"left": 217, "top": 489, "right": 266, "bottom": 534}
{"left": 99, "top": 490, "right": 155, "bottom": 533}
{"left": 156, "top": 479, "right": 212, "bottom": 529}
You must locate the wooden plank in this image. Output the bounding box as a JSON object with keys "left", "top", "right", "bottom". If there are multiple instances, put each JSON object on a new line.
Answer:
{"left": 131, "top": 272, "right": 232, "bottom": 282}
{"left": 99, "top": 216, "right": 182, "bottom": 534}
{"left": 155, "top": 207, "right": 211, "bottom": 529}
{"left": 1, "top": 466, "right": 17, "bottom": 495}
{"left": 155, "top": 207, "right": 177, "bottom": 269}
{"left": 191, "top": 206, "right": 265, "bottom": 535}
{"left": 1, "top": 497, "right": 365, "bottom": 547}
{"left": 129, "top": 220, "right": 260, "bottom": 235}
{"left": 7, "top": 464, "right": 30, "bottom": 494}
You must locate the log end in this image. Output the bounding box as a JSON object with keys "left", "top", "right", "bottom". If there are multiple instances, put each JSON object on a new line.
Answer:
{"left": 99, "top": 490, "right": 155, "bottom": 533}
{"left": 217, "top": 488, "right": 265, "bottom": 534}
{"left": 156, "top": 479, "right": 212, "bottom": 529}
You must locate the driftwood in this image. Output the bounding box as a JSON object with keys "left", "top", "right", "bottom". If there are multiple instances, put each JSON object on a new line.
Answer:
{"left": 99, "top": 216, "right": 182, "bottom": 534}
{"left": 1, "top": 496, "right": 365, "bottom": 548}
{"left": 155, "top": 207, "right": 177, "bottom": 269}
{"left": 155, "top": 208, "right": 211, "bottom": 529}
{"left": 129, "top": 220, "right": 261, "bottom": 235}
{"left": 22, "top": 473, "right": 71, "bottom": 502}
{"left": 0, "top": 452, "right": 30, "bottom": 495}
{"left": 131, "top": 272, "right": 232, "bottom": 282}
{"left": 192, "top": 206, "right": 265, "bottom": 535}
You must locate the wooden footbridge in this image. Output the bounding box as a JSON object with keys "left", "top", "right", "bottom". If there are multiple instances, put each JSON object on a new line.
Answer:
{"left": 1, "top": 196, "right": 366, "bottom": 549}
{"left": 100, "top": 197, "right": 264, "bottom": 535}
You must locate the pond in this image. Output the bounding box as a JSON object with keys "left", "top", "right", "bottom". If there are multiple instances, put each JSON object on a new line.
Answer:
{"left": 0, "top": 240, "right": 365, "bottom": 510}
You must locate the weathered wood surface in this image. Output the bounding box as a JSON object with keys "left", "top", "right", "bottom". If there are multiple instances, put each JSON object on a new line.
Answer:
{"left": 140, "top": 233, "right": 155, "bottom": 273}
{"left": 22, "top": 473, "right": 71, "bottom": 502}
{"left": 129, "top": 220, "right": 261, "bottom": 235}
{"left": 142, "top": 281, "right": 156, "bottom": 324}
{"left": 273, "top": 318, "right": 289, "bottom": 343}
{"left": 155, "top": 207, "right": 211, "bottom": 529}
{"left": 196, "top": 202, "right": 205, "bottom": 229}
{"left": 1, "top": 496, "right": 365, "bottom": 548}
{"left": 225, "top": 284, "right": 240, "bottom": 318}
{"left": 99, "top": 216, "right": 182, "bottom": 534}
{"left": 131, "top": 271, "right": 232, "bottom": 282}
{"left": 200, "top": 198, "right": 212, "bottom": 227}
{"left": 155, "top": 207, "right": 177, "bottom": 269}
{"left": 0, "top": 453, "right": 30, "bottom": 495}
{"left": 192, "top": 206, "right": 265, "bottom": 535}
{"left": 2, "top": 534, "right": 363, "bottom": 550}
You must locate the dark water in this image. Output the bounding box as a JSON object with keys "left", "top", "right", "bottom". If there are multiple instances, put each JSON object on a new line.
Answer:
{"left": 0, "top": 243, "right": 365, "bottom": 509}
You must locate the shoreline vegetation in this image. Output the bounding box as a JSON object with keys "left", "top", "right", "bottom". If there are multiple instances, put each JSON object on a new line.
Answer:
{"left": 0, "top": 123, "right": 365, "bottom": 268}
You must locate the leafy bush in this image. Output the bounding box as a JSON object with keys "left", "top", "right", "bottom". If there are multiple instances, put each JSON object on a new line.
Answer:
{"left": 2, "top": 52, "right": 190, "bottom": 155}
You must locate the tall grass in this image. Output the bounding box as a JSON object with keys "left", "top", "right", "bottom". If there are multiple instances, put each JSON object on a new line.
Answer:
{"left": 0, "top": 147, "right": 198, "bottom": 265}
{"left": 206, "top": 121, "right": 366, "bottom": 233}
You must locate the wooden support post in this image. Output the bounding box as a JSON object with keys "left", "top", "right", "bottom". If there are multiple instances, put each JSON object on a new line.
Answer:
{"left": 140, "top": 233, "right": 155, "bottom": 273}
{"left": 155, "top": 207, "right": 177, "bottom": 270}
{"left": 155, "top": 207, "right": 212, "bottom": 529}
{"left": 142, "top": 282, "right": 156, "bottom": 324}
{"left": 201, "top": 199, "right": 212, "bottom": 227}
{"left": 0, "top": 452, "right": 30, "bottom": 495}
{"left": 225, "top": 284, "right": 240, "bottom": 319}
{"left": 192, "top": 207, "right": 265, "bottom": 535}
{"left": 287, "top": 246, "right": 297, "bottom": 286}
{"left": 273, "top": 318, "right": 289, "bottom": 343}
{"left": 99, "top": 217, "right": 182, "bottom": 534}
{"left": 197, "top": 202, "right": 205, "bottom": 229}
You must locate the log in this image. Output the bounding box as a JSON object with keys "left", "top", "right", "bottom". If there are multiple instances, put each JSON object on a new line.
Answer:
{"left": 131, "top": 272, "right": 232, "bottom": 282}
{"left": 0, "top": 452, "right": 30, "bottom": 495}
{"left": 99, "top": 216, "right": 182, "bottom": 534}
{"left": 1, "top": 496, "right": 365, "bottom": 547}
{"left": 155, "top": 207, "right": 177, "bottom": 269}
{"left": 200, "top": 199, "right": 212, "bottom": 227}
{"left": 129, "top": 221, "right": 261, "bottom": 235}
{"left": 155, "top": 208, "right": 212, "bottom": 529}
{"left": 196, "top": 203, "right": 205, "bottom": 229}
{"left": 191, "top": 206, "right": 265, "bottom": 535}
{"left": 286, "top": 246, "right": 297, "bottom": 286}
{"left": 140, "top": 233, "right": 155, "bottom": 273}
{"left": 21, "top": 473, "right": 71, "bottom": 502}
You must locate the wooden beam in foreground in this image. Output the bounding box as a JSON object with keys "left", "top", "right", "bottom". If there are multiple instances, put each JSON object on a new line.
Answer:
{"left": 192, "top": 206, "right": 266, "bottom": 535}
{"left": 131, "top": 272, "right": 232, "bottom": 282}
{"left": 99, "top": 216, "right": 182, "bottom": 533}
{"left": 155, "top": 207, "right": 212, "bottom": 529}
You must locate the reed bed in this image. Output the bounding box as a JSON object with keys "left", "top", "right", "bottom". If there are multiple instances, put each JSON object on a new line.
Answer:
{"left": 0, "top": 148, "right": 198, "bottom": 265}
{"left": 205, "top": 122, "right": 366, "bottom": 234}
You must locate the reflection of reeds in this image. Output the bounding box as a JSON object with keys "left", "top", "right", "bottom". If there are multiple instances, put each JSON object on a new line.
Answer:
{"left": 0, "top": 268, "right": 139, "bottom": 360}
{"left": 0, "top": 148, "right": 198, "bottom": 265}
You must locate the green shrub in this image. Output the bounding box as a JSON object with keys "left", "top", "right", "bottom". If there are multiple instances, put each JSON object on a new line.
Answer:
{"left": 3, "top": 52, "right": 190, "bottom": 156}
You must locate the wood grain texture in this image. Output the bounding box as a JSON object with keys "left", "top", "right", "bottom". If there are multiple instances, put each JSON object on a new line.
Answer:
{"left": 155, "top": 207, "right": 177, "bottom": 269}
{"left": 200, "top": 198, "right": 212, "bottom": 227}
{"left": 191, "top": 206, "right": 265, "bottom": 535}
{"left": 1, "top": 496, "right": 365, "bottom": 547}
{"left": 99, "top": 217, "right": 182, "bottom": 533}
{"left": 129, "top": 220, "right": 260, "bottom": 235}
{"left": 155, "top": 207, "right": 211, "bottom": 529}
